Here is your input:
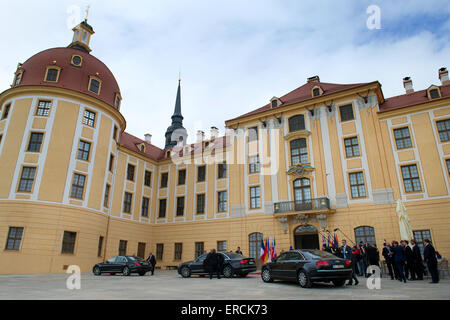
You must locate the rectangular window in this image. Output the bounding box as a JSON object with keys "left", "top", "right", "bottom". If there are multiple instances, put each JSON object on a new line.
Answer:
{"left": 436, "top": 119, "right": 450, "bottom": 142}
{"left": 349, "top": 172, "right": 366, "bottom": 198}
{"left": 36, "top": 100, "right": 51, "bottom": 116}
{"left": 18, "top": 167, "right": 36, "bottom": 192}
{"left": 401, "top": 164, "right": 421, "bottom": 192}
{"left": 45, "top": 68, "right": 59, "bottom": 82}
{"left": 137, "top": 242, "right": 146, "bottom": 259}
{"left": 394, "top": 127, "right": 412, "bottom": 149}
{"left": 176, "top": 196, "right": 185, "bottom": 216}
{"left": 103, "top": 184, "right": 110, "bottom": 208}
{"left": 197, "top": 165, "right": 206, "bottom": 182}
{"left": 250, "top": 186, "right": 261, "bottom": 209}
{"left": 109, "top": 154, "right": 114, "bottom": 172}
{"left": 141, "top": 197, "right": 149, "bottom": 217}
{"left": 0, "top": 134, "right": 3, "bottom": 145}
{"left": 159, "top": 199, "right": 167, "bottom": 218}
{"left": 160, "top": 172, "right": 168, "bottom": 188}
{"left": 5, "top": 227, "right": 23, "bottom": 250}
{"left": 217, "top": 241, "right": 227, "bottom": 252}
{"left": 174, "top": 243, "right": 183, "bottom": 260}
{"left": 178, "top": 169, "right": 186, "bottom": 185}
{"left": 113, "top": 126, "right": 118, "bottom": 140}
{"left": 123, "top": 192, "right": 133, "bottom": 213}
{"left": 446, "top": 159, "right": 450, "bottom": 176}
{"left": 1, "top": 103, "right": 11, "bottom": 120}
{"left": 344, "top": 137, "right": 360, "bottom": 157}
{"left": 61, "top": 231, "right": 77, "bottom": 254}
{"left": 195, "top": 242, "right": 204, "bottom": 258}
{"left": 83, "top": 110, "right": 96, "bottom": 127}
{"left": 77, "top": 140, "right": 91, "bottom": 161}
{"left": 413, "top": 230, "right": 432, "bottom": 254}
{"left": 249, "top": 155, "right": 260, "bottom": 173}
{"left": 156, "top": 243, "right": 164, "bottom": 260}
{"left": 144, "top": 170, "right": 152, "bottom": 187}
{"left": 118, "top": 240, "right": 127, "bottom": 256}
{"left": 89, "top": 78, "right": 101, "bottom": 94}
{"left": 339, "top": 104, "right": 354, "bottom": 121}
{"left": 218, "top": 191, "right": 227, "bottom": 212}
{"left": 70, "top": 173, "right": 86, "bottom": 199}
{"left": 127, "top": 164, "right": 135, "bottom": 181}
{"left": 97, "top": 236, "right": 104, "bottom": 257}
{"left": 218, "top": 162, "right": 227, "bottom": 179}
{"left": 27, "top": 132, "right": 44, "bottom": 152}
{"left": 196, "top": 194, "right": 205, "bottom": 214}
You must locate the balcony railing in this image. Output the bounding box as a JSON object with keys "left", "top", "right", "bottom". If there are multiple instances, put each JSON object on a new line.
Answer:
{"left": 274, "top": 197, "right": 331, "bottom": 214}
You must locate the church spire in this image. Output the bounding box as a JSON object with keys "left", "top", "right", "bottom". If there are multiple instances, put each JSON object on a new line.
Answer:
{"left": 164, "top": 79, "right": 187, "bottom": 149}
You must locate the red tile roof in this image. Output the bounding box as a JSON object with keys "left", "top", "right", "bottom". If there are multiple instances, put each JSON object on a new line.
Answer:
{"left": 227, "top": 81, "right": 375, "bottom": 122}
{"left": 379, "top": 85, "right": 450, "bottom": 113}
{"left": 119, "top": 132, "right": 166, "bottom": 161}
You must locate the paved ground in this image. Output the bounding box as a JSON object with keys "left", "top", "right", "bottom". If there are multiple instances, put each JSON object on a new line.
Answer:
{"left": 0, "top": 270, "right": 448, "bottom": 300}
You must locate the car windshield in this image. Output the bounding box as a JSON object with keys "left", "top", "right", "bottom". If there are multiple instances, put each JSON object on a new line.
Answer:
{"left": 127, "top": 256, "right": 140, "bottom": 261}
{"left": 303, "top": 250, "right": 340, "bottom": 259}
{"left": 222, "top": 252, "right": 243, "bottom": 259}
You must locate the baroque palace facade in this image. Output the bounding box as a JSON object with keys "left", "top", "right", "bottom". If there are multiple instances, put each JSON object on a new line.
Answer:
{"left": 1, "top": 20, "right": 450, "bottom": 274}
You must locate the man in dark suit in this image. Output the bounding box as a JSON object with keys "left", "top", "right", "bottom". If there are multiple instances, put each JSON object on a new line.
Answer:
{"left": 391, "top": 241, "right": 407, "bottom": 283}
{"left": 146, "top": 252, "right": 156, "bottom": 275}
{"left": 403, "top": 240, "right": 415, "bottom": 280}
{"left": 366, "top": 243, "right": 379, "bottom": 267}
{"left": 382, "top": 242, "right": 395, "bottom": 280}
{"left": 339, "top": 240, "right": 352, "bottom": 260}
{"left": 205, "top": 249, "right": 221, "bottom": 279}
{"left": 410, "top": 239, "right": 423, "bottom": 280}
{"left": 235, "top": 247, "right": 243, "bottom": 255}
{"left": 423, "top": 239, "right": 439, "bottom": 283}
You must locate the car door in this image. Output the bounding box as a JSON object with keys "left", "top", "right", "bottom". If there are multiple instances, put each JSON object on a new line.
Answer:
{"left": 103, "top": 256, "right": 118, "bottom": 272}
{"left": 190, "top": 254, "right": 207, "bottom": 274}
{"left": 270, "top": 252, "right": 289, "bottom": 279}
{"left": 283, "top": 252, "right": 306, "bottom": 280}
{"left": 116, "top": 256, "right": 128, "bottom": 272}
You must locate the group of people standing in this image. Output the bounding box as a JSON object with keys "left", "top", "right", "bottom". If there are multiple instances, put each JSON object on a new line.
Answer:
{"left": 323, "top": 238, "right": 440, "bottom": 284}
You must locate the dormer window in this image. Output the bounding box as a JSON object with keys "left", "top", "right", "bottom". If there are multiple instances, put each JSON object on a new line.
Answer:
{"left": 312, "top": 86, "right": 322, "bottom": 97}
{"left": 44, "top": 66, "right": 61, "bottom": 83}
{"left": 88, "top": 76, "right": 101, "bottom": 95}
{"left": 138, "top": 143, "right": 145, "bottom": 153}
{"left": 271, "top": 97, "right": 280, "bottom": 108}
{"left": 114, "top": 93, "right": 122, "bottom": 109}
{"left": 71, "top": 55, "right": 83, "bottom": 67}
{"left": 427, "top": 87, "right": 441, "bottom": 100}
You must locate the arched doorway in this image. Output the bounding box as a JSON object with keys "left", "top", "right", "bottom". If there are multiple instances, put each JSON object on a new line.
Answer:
{"left": 294, "top": 225, "right": 319, "bottom": 250}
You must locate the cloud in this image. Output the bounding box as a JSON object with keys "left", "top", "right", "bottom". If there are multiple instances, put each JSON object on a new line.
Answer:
{"left": 0, "top": 0, "right": 449, "bottom": 148}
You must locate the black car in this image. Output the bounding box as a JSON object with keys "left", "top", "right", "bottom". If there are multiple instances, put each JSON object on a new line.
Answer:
{"left": 178, "top": 252, "right": 257, "bottom": 278}
{"left": 93, "top": 256, "right": 151, "bottom": 276}
{"left": 261, "top": 249, "right": 352, "bottom": 288}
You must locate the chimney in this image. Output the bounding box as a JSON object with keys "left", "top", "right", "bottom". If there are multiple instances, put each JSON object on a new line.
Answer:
{"left": 307, "top": 75, "right": 320, "bottom": 83}
{"left": 144, "top": 133, "right": 152, "bottom": 144}
{"left": 210, "top": 126, "right": 219, "bottom": 140}
{"left": 439, "top": 67, "right": 449, "bottom": 86}
{"left": 403, "top": 77, "right": 414, "bottom": 94}
{"left": 196, "top": 130, "right": 205, "bottom": 143}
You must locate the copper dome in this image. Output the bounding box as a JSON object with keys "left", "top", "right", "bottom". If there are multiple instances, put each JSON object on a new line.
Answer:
{"left": 17, "top": 47, "right": 120, "bottom": 108}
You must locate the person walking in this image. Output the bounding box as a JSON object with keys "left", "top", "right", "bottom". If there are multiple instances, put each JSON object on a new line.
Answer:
{"left": 403, "top": 240, "right": 415, "bottom": 280}
{"left": 347, "top": 246, "right": 359, "bottom": 286}
{"left": 423, "top": 239, "right": 439, "bottom": 284}
{"left": 235, "top": 247, "right": 243, "bottom": 255}
{"left": 146, "top": 252, "right": 156, "bottom": 276}
{"left": 392, "top": 241, "right": 407, "bottom": 283}
{"left": 410, "top": 239, "right": 423, "bottom": 280}
{"left": 382, "top": 242, "right": 395, "bottom": 280}
{"left": 205, "top": 249, "right": 221, "bottom": 279}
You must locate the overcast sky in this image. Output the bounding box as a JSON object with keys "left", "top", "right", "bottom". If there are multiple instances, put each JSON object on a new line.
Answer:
{"left": 1, "top": 0, "right": 449, "bottom": 148}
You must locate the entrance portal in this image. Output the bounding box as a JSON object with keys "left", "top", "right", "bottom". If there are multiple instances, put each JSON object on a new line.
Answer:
{"left": 294, "top": 225, "right": 319, "bottom": 250}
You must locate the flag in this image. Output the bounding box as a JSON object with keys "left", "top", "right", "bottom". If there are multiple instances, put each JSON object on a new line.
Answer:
{"left": 328, "top": 234, "right": 332, "bottom": 247}
{"left": 260, "top": 239, "right": 266, "bottom": 262}
{"left": 333, "top": 233, "right": 338, "bottom": 248}
{"left": 267, "top": 238, "right": 271, "bottom": 262}
{"left": 272, "top": 238, "right": 277, "bottom": 259}
{"left": 335, "top": 233, "right": 339, "bottom": 248}
{"left": 322, "top": 233, "right": 326, "bottom": 246}
{"left": 264, "top": 238, "right": 269, "bottom": 263}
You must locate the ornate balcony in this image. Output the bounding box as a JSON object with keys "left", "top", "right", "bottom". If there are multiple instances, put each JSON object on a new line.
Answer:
{"left": 274, "top": 197, "right": 332, "bottom": 215}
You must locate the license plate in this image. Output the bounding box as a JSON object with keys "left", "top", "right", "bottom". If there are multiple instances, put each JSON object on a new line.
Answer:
{"left": 249, "top": 261, "right": 254, "bottom": 264}
{"left": 333, "top": 265, "right": 344, "bottom": 269}
{"left": 142, "top": 262, "right": 148, "bottom": 266}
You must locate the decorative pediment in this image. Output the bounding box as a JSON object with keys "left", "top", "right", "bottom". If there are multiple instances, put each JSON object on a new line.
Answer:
{"left": 287, "top": 163, "right": 314, "bottom": 178}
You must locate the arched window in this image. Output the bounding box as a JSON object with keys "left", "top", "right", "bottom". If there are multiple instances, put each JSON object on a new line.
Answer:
{"left": 288, "top": 115, "right": 305, "bottom": 132}
{"left": 249, "top": 232, "right": 263, "bottom": 259}
{"left": 354, "top": 226, "right": 376, "bottom": 245}
{"left": 290, "top": 138, "right": 308, "bottom": 165}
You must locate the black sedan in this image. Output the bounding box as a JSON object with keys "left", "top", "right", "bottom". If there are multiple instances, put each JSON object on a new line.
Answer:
{"left": 93, "top": 256, "right": 151, "bottom": 276}
{"left": 261, "top": 249, "right": 352, "bottom": 288}
{"left": 178, "top": 252, "right": 257, "bottom": 278}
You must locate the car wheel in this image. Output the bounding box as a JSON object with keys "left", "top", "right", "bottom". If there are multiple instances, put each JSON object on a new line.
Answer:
{"left": 332, "top": 279, "right": 346, "bottom": 287}
{"left": 93, "top": 266, "right": 101, "bottom": 276}
{"left": 138, "top": 271, "right": 146, "bottom": 276}
{"left": 180, "top": 266, "right": 191, "bottom": 278}
{"left": 297, "top": 270, "right": 312, "bottom": 288}
{"left": 261, "top": 268, "right": 273, "bottom": 283}
{"left": 123, "top": 266, "right": 131, "bottom": 276}
{"left": 223, "top": 265, "right": 233, "bottom": 278}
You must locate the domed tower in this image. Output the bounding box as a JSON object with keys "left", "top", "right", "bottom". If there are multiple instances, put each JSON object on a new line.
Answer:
{"left": 0, "top": 19, "right": 126, "bottom": 273}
